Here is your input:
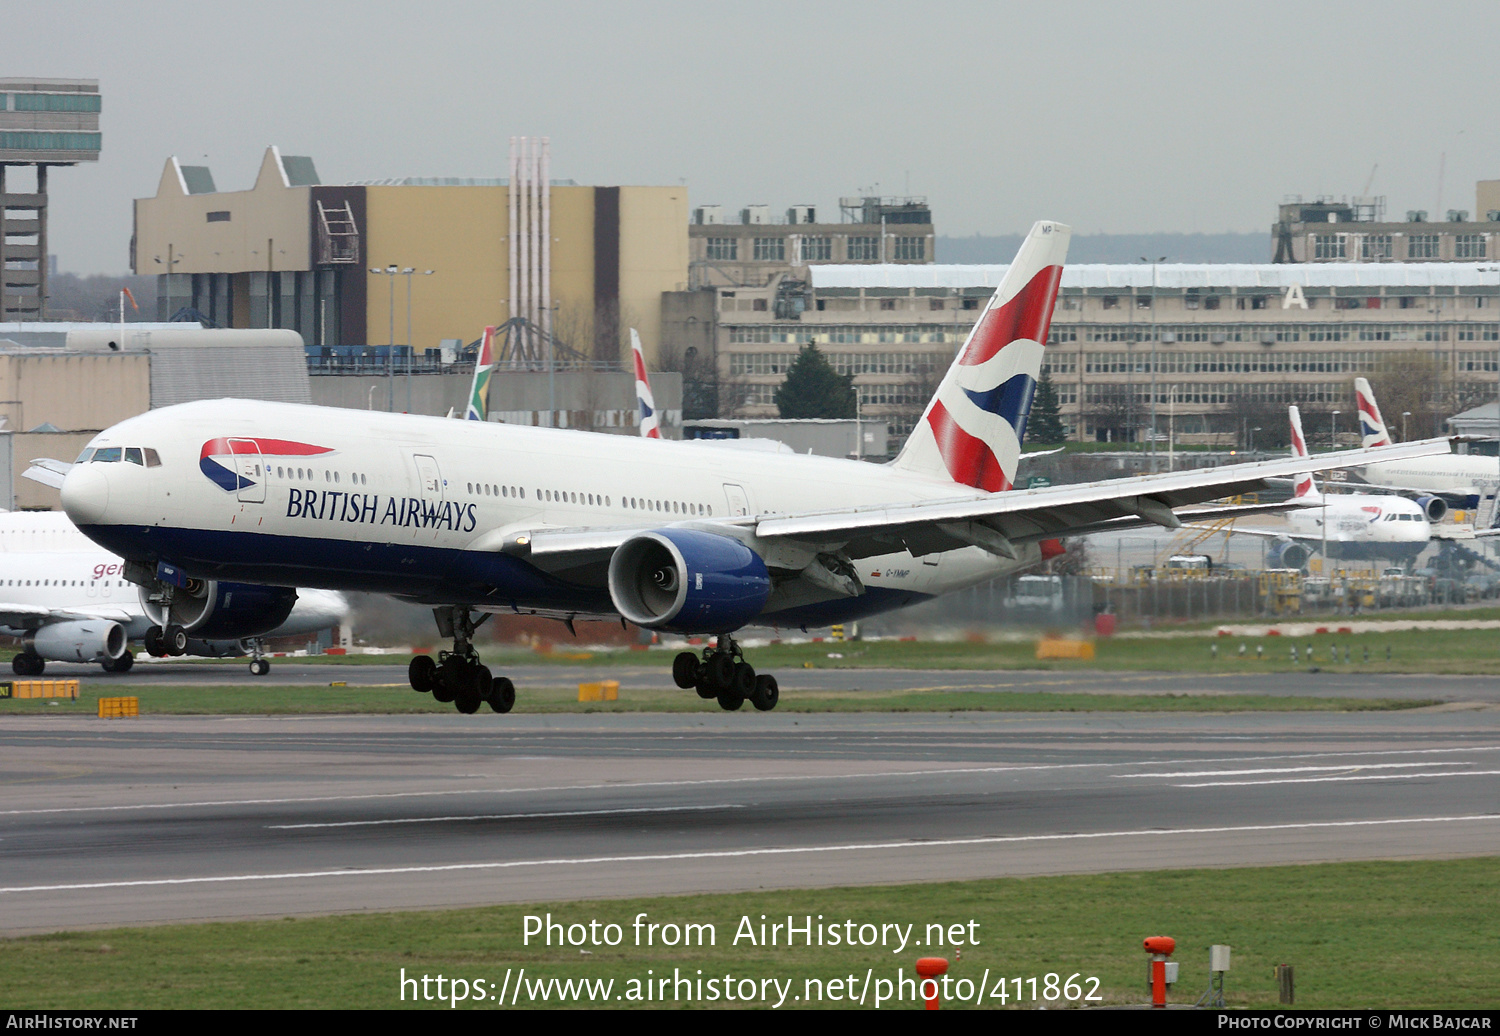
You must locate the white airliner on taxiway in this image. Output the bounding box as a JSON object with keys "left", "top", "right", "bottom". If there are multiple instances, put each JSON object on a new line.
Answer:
{"left": 1329, "top": 377, "right": 1500, "bottom": 520}
{"left": 0, "top": 511, "right": 348, "bottom": 675}
{"left": 57, "top": 222, "right": 1451, "bottom": 714}
{"left": 1203, "top": 405, "right": 1433, "bottom": 569}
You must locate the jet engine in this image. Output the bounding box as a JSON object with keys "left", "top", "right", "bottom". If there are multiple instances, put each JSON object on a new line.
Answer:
{"left": 28, "top": 620, "right": 127, "bottom": 663}
{"left": 141, "top": 580, "right": 299, "bottom": 640}
{"left": 608, "top": 529, "right": 771, "bottom": 634}
{"left": 1415, "top": 495, "right": 1448, "bottom": 522}
{"left": 1270, "top": 541, "right": 1312, "bottom": 571}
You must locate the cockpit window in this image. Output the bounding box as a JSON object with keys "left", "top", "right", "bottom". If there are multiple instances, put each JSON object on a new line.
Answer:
{"left": 93, "top": 447, "right": 123, "bottom": 463}
{"left": 75, "top": 448, "right": 95, "bottom": 464}
{"left": 125, "top": 448, "right": 144, "bottom": 466}
{"left": 143, "top": 448, "right": 161, "bottom": 467}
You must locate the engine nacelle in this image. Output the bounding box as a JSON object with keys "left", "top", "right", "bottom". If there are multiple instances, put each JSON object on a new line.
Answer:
{"left": 1416, "top": 495, "right": 1448, "bottom": 522}
{"left": 28, "top": 620, "right": 126, "bottom": 663}
{"left": 1270, "top": 541, "right": 1312, "bottom": 571}
{"left": 608, "top": 529, "right": 771, "bottom": 634}
{"left": 141, "top": 581, "right": 299, "bottom": 640}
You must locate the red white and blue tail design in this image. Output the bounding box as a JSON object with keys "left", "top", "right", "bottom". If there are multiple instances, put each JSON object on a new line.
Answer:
{"left": 631, "top": 328, "right": 661, "bottom": 439}
{"left": 893, "top": 220, "right": 1069, "bottom": 491}
{"left": 1288, "top": 405, "right": 1319, "bottom": 500}
{"left": 1353, "top": 377, "right": 1392, "bottom": 447}
{"left": 464, "top": 326, "right": 497, "bottom": 422}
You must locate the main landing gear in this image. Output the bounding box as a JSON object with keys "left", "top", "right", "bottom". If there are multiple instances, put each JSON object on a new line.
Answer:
{"left": 246, "top": 639, "right": 271, "bottom": 676}
{"left": 673, "top": 634, "right": 779, "bottom": 712}
{"left": 407, "top": 606, "right": 515, "bottom": 715}
{"left": 143, "top": 624, "right": 188, "bottom": 658}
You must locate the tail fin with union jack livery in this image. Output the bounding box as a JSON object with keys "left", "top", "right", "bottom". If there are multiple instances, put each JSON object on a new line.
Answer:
{"left": 892, "top": 220, "right": 1070, "bottom": 491}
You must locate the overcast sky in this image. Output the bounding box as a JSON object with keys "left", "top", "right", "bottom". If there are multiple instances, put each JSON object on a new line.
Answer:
{"left": 17, "top": 0, "right": 1500, "bottom": 275}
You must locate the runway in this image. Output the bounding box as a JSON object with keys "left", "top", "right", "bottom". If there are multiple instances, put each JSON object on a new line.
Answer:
{"left": 2, "top": 699, "right": 1498, "bottom": 934}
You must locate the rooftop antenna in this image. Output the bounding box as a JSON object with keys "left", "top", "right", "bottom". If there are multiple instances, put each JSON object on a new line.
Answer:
{"left": 1362, "top": 163, "right": 1378, "bottom": 195}
{"left": 1435, "top": 151, "right": 1446, "bottom": 220}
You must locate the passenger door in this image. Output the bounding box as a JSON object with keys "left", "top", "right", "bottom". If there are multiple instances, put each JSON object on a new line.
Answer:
{"left": 229, "top": 438, "right": 266, "bottom": 504}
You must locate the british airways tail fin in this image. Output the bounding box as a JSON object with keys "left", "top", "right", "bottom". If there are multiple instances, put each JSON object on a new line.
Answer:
{"left": 892, "top": 220, "right": 1069, "bottom": 491}
{"left": 1289, "top": 405, "right": 1319, "bottom": 499}
{"left": 464, "top": 326, "right": 497, "bottom": 421}
{"left": 630, "top": 329, "right": 661, "bottom": 439}
{"left": 1353, "top": 377, "right": 1392, "bottom": 447}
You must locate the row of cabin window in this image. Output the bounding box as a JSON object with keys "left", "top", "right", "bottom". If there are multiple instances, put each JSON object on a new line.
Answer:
{"left": 525, "top": 487, "right": 715, "bottom": 517}
{"left": 6, "top": 579, "right": 129, "bottom": 586}
{"left": 275, "top": 467, "right": 369, "bottom": 486}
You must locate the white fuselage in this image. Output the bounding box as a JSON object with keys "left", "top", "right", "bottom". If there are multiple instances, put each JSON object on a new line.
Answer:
{"left": 60, "top": 399, "right": 1031, "bottom": 628}
{"left": 1285, "top": 491, "right": 1430, "bottom": 562}
{"left": 1350, "top": 455, "right": 1500, "bottom": 508}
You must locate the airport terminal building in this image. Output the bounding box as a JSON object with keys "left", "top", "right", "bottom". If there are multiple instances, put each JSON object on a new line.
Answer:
{"left": 707, "top": 261, "right": 1500, "bottom": 448}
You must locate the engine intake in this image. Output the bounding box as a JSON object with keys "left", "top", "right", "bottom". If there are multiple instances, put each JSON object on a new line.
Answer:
{"left": 608, "top": 529, "right": 771, "bottom": 633}
{"left": 28, "top": 620, "right": 126, "bottom": 663}
{"left": 141, "top": 580, "right": 299, "bottom": 640}
{"left": 1416, "top": 495, "right": 1448, "bottom": 523}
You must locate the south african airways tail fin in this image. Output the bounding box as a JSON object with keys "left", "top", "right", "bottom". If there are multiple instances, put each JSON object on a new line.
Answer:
{"left": 464, "top": 326, "right": 497, "bottom": 422}
{"left": 891, "top": 220, "right": 1069, "bottom": 491}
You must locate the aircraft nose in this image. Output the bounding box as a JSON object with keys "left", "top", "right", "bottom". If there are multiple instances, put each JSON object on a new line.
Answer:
{"left": 61, "top": 463, "right": 110, "bottom": 526}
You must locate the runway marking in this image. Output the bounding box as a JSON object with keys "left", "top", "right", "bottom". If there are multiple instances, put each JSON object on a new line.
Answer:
{"left": 268, "top": 804, "right": 741, "bottom": 829}
{"left": 1119, "top": 762, "right": 1469, "bottom": 779}
{"left": 1176, "top": 770, "right": 1500, "bottom": 788}
{"left": 3, "top": 746, "right": 1499, "bottom": 817}
{"left": 3, "top": 814, "right": 1497, "bottom": 896}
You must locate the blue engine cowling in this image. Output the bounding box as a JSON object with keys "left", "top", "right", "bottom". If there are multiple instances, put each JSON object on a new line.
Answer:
{"left": 141, "top": 580, "right": 299, "bottom": 640}
{"left": 1269, "top": 540, "right": 1312, "bottom": 570}
{"left": 1415, "top": 495, "right": 1448, "bottom": 522}
{"left": 608, "top": 529, "right": 771, "bottom": 634}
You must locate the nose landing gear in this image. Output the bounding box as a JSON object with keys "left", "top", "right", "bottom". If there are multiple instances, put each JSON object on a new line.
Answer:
{"left": 407, "top": 606, "right": 515, "bottom": 714}
{"left": 673, "top": 634, "right": 778, "bottom": 711}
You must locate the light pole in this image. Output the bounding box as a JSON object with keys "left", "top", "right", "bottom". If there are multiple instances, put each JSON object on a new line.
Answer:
{"left": 1401, "top": 410, "right": 1411, "bottom": 442}
{"left": 370, "top": 265, "right": 399, "bottom": 410}
{"left": 402, "top": 268, "right": 435, "bottom": 411}
{"left": 1141, "top": 255, "right": 1167, "bottom": 468}
{"left": 1331, "top": 409, "right": 1341, "bottom": 450}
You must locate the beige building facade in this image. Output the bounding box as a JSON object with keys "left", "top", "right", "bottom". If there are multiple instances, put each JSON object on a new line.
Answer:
{"left": 133, "top": 147, "right": 689, "bottom": 366}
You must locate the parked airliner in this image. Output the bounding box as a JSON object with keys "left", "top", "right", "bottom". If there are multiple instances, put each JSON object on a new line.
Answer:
{"left": 0, "top": 511, "right": 348, "bottom": 675}
{"left": 1208, "top": 406, "right": 1432, "bottom": 568}
{"left": 57, "top": 222, "right": 1449, "bottom": 714}
{"left": 1328, "top": 377, "right": 1500, "bottom": 520}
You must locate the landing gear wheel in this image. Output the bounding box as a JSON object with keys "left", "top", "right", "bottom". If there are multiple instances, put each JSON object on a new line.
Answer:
{"left": 707, "top": 652, "right": 736, "bottom": 691}
{"left": 474, "top": 665, "right": 494, "bottom": 703}
{"left": 248, "top": 657, "right": 270, "bottom": 676}
{"left": 12, "top": 652, "right": 44, "bottom": 676}
{"left": 672, "top": 651, "right": 700, "bottom": 689}
{"left": 143, "top": 626, "right": 167, "bottom": 657}
{"left": 487, "top": 676, "right": 515, "bottom": 714}
{"left": 695, "top": 679, "right": 716, "bottom": 700}
{"left": 716, "top": 687, "right": 745, "bottom": 711}
{"left": 453, "top": 663, "right": 484, "bottom": 714}
{"left": 751, "top": 674, "right": 779, "bottom": 712}
{"left": 101, "top": 652, "right": 135, "bottom": 674}
{"left": 731, "top": 661, "right": 756, "bottom": 698}
{"left": 164, "top": 624, "right": 188, "bottom": 656}
{"left": 408, "top": 655, "right": 437, "bottom": 693}
{"left": 431, "top": 665, "right": 456, "bottom": 703}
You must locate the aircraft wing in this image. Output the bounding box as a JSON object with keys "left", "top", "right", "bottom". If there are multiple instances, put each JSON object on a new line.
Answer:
{"left": 511, "top": 441, "right": 1446, "bottom": 572}
{"left": 750, "top": 439, "right": 1450, "bottom": 560}
{"left": 0, "top": 603, "right": 135, "bottom": 632}
{"left": 22, "top": 458, "right": 73, "bottom": 489}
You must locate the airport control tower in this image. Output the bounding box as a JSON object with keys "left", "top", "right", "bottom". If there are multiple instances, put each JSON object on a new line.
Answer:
{"left": 0, "top": 78, "right": 101, "bottom": 320}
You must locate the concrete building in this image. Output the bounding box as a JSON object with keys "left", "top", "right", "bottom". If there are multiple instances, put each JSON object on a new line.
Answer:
{"left": 132, "top": 140, "right": 689, "bottom": 368}
{"left": 1273, "top": 182, "right": 1500, "bottom": 264}
{"left": 0, "top": 78, "right": 101, "bottom": 320}
{"left": 705, "top": 262, "right": 1500, "bottom": 448}
{"left": 688, "top": 196, "right": 933, "bottom": 290}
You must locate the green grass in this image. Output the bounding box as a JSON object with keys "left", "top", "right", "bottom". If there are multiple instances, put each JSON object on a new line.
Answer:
{"left": 0, "top": 683, "right": 1437, "bottom": 716}
{"left": 4, "top": 858, "right": 1496, "bottom": 1009}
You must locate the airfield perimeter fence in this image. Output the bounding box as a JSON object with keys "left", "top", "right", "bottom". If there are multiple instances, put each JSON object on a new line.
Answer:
{"left": 883, "top": 569, "right": 1499, "bottom": 635}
